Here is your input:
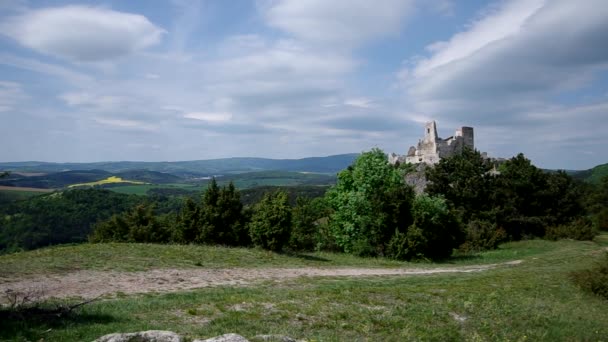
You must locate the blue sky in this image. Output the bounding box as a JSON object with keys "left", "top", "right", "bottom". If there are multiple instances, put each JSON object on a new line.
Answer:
{"left": 0, "top": 0, "right": 607, "bottom": 169}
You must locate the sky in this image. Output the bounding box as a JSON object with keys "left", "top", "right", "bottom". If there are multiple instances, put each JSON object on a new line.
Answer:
{"left": 0, "top": 0, "right": 607, "bottom": 169}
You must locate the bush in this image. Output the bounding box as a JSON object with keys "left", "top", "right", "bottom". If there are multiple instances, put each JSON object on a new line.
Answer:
{"left": 570, "top": 253, "right": 608, "bottom": 300}
{"left": 386, "top": 226, "right": 429, "bottom": 260}
{"left": 289, "top": 197, "right": 324, "bottom": 251}
{"left": 459, "top": 220, "right": 507, "bottom": 253}
{"left": 595, "top": 207, "right": 608, "bottom": 231}
{"left": 545, "top": 217, "right": 597, "bottom": 241}
{"left": 409, "top": 195, "right": 463, "bottom": 260}
{"left": 249, "top": 191, "right": 292, "bottom": 252}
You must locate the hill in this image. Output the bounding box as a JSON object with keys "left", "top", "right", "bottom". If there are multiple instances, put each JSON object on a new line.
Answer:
{"left": 0, "top": 169, "right": 111, "bottom": 189}
{"left": 0, "top": 154, "right": 358, "bottom": 175}
{"left": 571, "top": 163, "right": 608, "bottom": 183}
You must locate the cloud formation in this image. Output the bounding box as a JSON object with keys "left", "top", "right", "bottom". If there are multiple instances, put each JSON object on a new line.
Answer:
{"left": 400, "top": 0, "right": 608, "bottom": 166}
{"left": 2, "top": 6, "right": 165, "bottom": 61}
{"left": 262, "top": 0, "right": 413, "bottom": 47}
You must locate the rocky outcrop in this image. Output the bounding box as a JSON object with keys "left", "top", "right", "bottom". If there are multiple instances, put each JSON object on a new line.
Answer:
{"left": 405, "top": 163, "right": 429, "bottom": 194}
{"left": 94, "top": 330, "right": 182, "bottom": 342}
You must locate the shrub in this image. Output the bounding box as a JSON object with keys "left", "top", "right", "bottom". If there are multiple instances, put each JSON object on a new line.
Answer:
{"left": 545, "top": 217, "right": 597, "bottom": 241}
{"left": 570, "top": 253, "right": 608, "bottom": 300}
{"left": 595, "top": 207, "right": 608, "bottom": 231}
{"left": 249, "top": 191, "right": 292, "bottom": 252}
{"left": 288, "top": 197, "right": 318, "bottom": 251}
{"left": 459, "top": 220, "right": 507, "bottom": 253}
{"left": 409, "top": 195, "right": 463, "bottom": 260}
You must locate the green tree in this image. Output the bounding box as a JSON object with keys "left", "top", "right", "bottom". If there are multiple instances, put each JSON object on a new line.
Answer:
{"left": 327, "top": 148, "right": 414, "bottom": 256}
{"left": 249, "top": 190, "right": 292, "bottom": 252}
{"left": 425, "top": 148, "right": 496, "bottom": 222}
{"left": 199, "top": 180, "right": 247, "bottom": 246}
{"left": 172, "top": 197, "right": 201, "bottom": 243}
{"left": 289, "top": 196, "right": 319, "bottom": 251}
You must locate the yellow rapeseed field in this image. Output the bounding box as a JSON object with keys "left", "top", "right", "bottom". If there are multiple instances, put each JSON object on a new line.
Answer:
{"left": 68, "top": 176, "right": 146, "bottom": 188}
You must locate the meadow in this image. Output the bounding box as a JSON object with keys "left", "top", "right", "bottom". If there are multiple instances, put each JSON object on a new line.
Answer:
{"left": 1, "top": 235, "right": 607, "bottom": 341}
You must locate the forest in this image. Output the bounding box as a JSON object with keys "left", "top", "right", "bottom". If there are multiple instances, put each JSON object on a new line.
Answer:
{"left": 1, "top": 148, "right": 606, "bottom": 260}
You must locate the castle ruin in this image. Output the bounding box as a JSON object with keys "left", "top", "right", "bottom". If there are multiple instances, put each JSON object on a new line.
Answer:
{"left": 389, "top": 121, "right": 474, "bottom": 165}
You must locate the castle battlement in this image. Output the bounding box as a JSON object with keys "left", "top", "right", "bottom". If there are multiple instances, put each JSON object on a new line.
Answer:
{"left": 389, "top": 121, "right": 474, "bottom": 165}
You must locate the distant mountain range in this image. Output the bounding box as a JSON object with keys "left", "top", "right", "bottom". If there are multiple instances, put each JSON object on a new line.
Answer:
{"left": 0, "top": 154, "right": 359, "bottom": 176}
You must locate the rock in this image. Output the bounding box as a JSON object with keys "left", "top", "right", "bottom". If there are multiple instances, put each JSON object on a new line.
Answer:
{"left": 94, "top": 330, "right": 182, "bottom": 342}
{"left": 252, "top": 335, "right": 296, "bottom": 342}
{"left": 193, "top": 333, "right": 250, "bottom": 342}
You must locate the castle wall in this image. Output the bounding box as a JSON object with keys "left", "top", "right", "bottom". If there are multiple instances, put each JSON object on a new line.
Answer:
{"left": 393, "top": 121, "right": 474, "bottom": 165}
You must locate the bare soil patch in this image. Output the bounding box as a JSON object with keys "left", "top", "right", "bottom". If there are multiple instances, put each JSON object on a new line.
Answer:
{"left": 0, "top": 260, "right": 522, "bottom": 302}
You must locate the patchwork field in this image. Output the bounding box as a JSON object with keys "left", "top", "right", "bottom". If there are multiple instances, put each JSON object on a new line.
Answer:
{"left": 68, "top": 176, "right": 146, "bottom": 188}
{"left": 1, "top": 236, "right": 607, "bottom": 341}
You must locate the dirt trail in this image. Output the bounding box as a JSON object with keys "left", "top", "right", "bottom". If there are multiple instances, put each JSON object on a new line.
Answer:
{"left": 0, "top": 260, "right": 522, "bottom": 301}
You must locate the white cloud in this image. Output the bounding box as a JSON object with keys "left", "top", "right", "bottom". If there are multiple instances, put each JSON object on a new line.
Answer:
{"left": 0, "top": 81, "right": 26, "bottom": 113}
{"left": 94, "top": 117, "right": 158, "bottom": 131}
{"left": 344, "top": 97, "right": 373, "bottom": 108}
{"left": 2, "top": 5, "right": 165, "bottom": 61}
{"left": 262, "top": 0, "right": 413, "bottom": 46}
{"left": 0, "top": 53, "right": 93, "bottom": 84}
{"left": 183, "top": 112, "right": 233, "bottom": 122}
{"left": 414, "top": 0, "right": 545, "bottom": 77}
{"left": 60, "top": 92, "right": 124, "bottom": 110}
{"left": 398, "top": 0, "right": 608, "bottom": 168}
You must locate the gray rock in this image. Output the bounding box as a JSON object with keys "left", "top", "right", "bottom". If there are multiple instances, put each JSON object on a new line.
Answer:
{"left": 193, "top": 333, "right": 250, "bottom": 342}
{"left": 94, "top": 330, "right": 182, "bottom": 342}
{"left": 252, "top": 334, "right": 296, "bottom": 342}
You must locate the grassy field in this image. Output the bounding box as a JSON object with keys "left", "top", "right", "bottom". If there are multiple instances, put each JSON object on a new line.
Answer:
{"left": 0, "top": 187, "right": 53, "bottom": 202}
{"left": 1, "top": 236, "right": 607, "bottom": 341}
{"left": 68, "top": 176, "right": 146, "bottom": 188}
{"left": 106, "top": 183, "right": 201, "bottom": 195}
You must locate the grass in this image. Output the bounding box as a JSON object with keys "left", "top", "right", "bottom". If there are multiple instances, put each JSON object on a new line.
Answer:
{"left": 68, "top": 176, "right": 146, "bottom": 188}
{"left": 106, "top": 183, "right": 201, "bottom": 195}
{"left": 1, "top": 236, "right": 608, "bottom": 341}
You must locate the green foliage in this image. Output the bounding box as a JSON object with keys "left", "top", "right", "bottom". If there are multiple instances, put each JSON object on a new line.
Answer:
{"left": 427, "top": 151, "right": 586, "bottom": 242}
{"left": 199, "top": 180, "right": 248, "bottom": 246}
{"left": 90, "top": 204, "right": 170, "bottom": 243}
{"left": 459, "top": 220, "right": 507, "bottom": 253}
{"left": 289, "top": 197, "right": 319, "bottom": 251}
{"left": 586, "top": 176, "right": 608, "bottom": 231}
{"left": 409, "top": 195, "right": 462, "bottom": 259}
{"left": 248, "top": 191, "right": 292, "bottom": 252}
{"left": 327, "top": 148, "right": 414, "bottom": 256}
{"left": 0, "top": 189, "right": 142, "bottom": 252}
{"left": 426, "top": 148, "right": 496, "bottom": 222}
{"left": 172, "top": 197, "right": 201, "bottom": 243}
{"left": 596, "top": 208, "right": 608, "bottom": 231}
{"left": 545, "top": 217, "right": 597, "bottom": 241}
{"left": 570, "top": 253, "right": 608, "bottom": 300}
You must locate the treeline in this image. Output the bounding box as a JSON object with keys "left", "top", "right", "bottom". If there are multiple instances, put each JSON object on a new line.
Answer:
{"left": 88, "top": 148, "right": 604, "bottom": 260}
{"left": 2, "top": 149, "right": 604, "bottom": 259}
{"left": 0, "top": 189, "right": 185, "bottom": 253}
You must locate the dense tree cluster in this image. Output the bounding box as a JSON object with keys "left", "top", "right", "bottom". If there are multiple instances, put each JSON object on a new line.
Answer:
{"left": 426, "top": 149, "right": 593, "bottom": 249}
{"left": 1, "top": 148, "right": 602, "bottom": 260}
{"left": 0, "top": 189, "right": 144, "bottom": 252}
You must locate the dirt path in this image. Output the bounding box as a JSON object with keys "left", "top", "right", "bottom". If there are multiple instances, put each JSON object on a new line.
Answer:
{"left": 0, "top": 260, "right": 522, "bottom": 301}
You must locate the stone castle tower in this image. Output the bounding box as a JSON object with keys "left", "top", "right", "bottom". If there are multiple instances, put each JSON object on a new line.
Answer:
{"left": 390, "top": 121, "right": 474, "bottom": 165}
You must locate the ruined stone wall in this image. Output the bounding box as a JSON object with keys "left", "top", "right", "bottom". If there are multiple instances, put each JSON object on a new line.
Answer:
{"left": 392, "top": 121, "right": 475, "bottom": 166}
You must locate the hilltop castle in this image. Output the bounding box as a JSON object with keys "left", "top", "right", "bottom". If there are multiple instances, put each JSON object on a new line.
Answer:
{"left": 389, "top": 121, "right": 474, "bottom": 165}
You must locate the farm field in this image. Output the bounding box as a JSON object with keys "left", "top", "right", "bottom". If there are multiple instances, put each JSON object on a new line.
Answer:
{"left": 1, "top": 235, "right": 607, "bottom": 341}
{"left": 68, "top": 176, "right": 146, "bottom": 188}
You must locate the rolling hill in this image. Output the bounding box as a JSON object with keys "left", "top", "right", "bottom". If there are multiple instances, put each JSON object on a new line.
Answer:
{"left": 0, "top": 154, "right": 358, "bottom": 175}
